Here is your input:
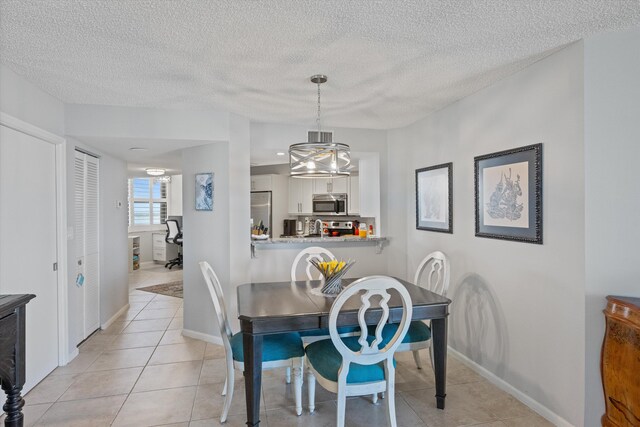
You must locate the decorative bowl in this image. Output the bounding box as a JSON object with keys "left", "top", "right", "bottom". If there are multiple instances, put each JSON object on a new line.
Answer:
{"left": 308, "top": 259, "right": 356, "bottom": 295}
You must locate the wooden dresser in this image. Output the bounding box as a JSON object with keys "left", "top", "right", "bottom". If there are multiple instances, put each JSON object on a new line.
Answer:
{"left": 0, "top": 294, "right": 35, "bottom": 427}
{"left": 601, "top": 296, "right": 640, "bottom": 427}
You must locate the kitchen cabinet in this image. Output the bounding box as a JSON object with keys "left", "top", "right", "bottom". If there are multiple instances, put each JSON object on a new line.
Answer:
{"left": 250, "top": 175, "right": 272, "bottom": 191}
{"left": 288, "top": 178, "right": 313, "bottom": 215}
{"left": 313, "top": 177, "right": 348, "bottom": 195}
{"left": 348, "top": 175, "right": 360, "bottom": 215}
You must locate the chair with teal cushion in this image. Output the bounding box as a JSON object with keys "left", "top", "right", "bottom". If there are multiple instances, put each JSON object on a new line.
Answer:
{"left": 367, "top": 251, "right": 448, "bottom": 378}
{"left": 404, "top": 251, "right": 450, "bottom": 370}
{"left": 291, "top": 247, "right": 359, "bottom": 344}
{"left": 199, "top": 261, "right": 304, "bottom": 422}
{"left": 305, "top": 276, "right": 413, "bottom": 427}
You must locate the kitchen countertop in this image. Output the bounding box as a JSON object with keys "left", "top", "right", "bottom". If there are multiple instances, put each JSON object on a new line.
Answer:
{"left": 254, "top": 235, "right": 387, "bottom": 244}
{"left": 250, "top": 235, "right": 387, "bottom": 257}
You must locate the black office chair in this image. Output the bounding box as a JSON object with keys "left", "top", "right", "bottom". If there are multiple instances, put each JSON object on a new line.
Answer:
{"left": 165, "top": 219, "right": 183, "bottom": 269}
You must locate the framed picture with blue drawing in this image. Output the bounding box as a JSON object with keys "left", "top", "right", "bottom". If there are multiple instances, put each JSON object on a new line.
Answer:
{"left": 195, "top": 172, "right": 213, "bottom": 211}
{"left": 415, "top": 162, "right": 453, "bottom": 233}
{"left": 474, "top": 143, "right": 542, "bottom": 244}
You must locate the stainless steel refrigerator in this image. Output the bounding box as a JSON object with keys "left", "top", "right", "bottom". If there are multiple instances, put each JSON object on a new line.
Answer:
{"left": 250, "top": 191, "right": 272, "bottom": 236}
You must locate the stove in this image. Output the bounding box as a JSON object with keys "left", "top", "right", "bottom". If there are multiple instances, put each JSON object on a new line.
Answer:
{"left": 323, "top": 220, "right": 354, "bottom": 237}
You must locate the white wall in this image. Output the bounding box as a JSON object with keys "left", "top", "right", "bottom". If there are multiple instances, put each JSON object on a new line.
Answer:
{"left": 583, "top": 27, "right": 640, "bottom": 425}
{"left": 182, "top": 142, "right": 232, "bottom": 336}
{"left": 66, "top": 137, "right": 129, "bottom": 350}
{"left": 65, "top": 104, "right": 229, "bottom": 141}
{"left": 387, "top": 42, "right": 586, "bottom": 425}
{"left": 227, "top": 114, "right": 252, "bottom": 328}
{"left": 98, "top": 154, "right": 129, "bottom": 326}
{"left": 0, "top": 64, "right": 65, "bottom": 136}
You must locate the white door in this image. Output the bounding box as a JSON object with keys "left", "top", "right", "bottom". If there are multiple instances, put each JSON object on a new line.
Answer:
{"left": 74, "top": 151, "right": 100, "bottom": 340}
{"left": 0, "top": 125, "right": 59, "bottom": 390}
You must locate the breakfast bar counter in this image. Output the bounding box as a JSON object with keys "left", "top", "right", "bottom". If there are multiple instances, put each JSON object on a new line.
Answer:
{"left": 251, "top": 236, "right": 387, "bottom": 258}
{"left": 250, "top": 236, "right": 389, "bottom": 281}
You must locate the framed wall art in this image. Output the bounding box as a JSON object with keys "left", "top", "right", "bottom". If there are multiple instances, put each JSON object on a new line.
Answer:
{"left": 195, "top": 172, "right": 214, "bottom": 211}
{"left": 474, "top": 143, "right": 542, "bottom": 244}
{"left": 415, "top": 162, "right": 453, "bottom": 233}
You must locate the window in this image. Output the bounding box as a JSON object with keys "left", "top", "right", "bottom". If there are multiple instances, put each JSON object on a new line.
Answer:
{"left": 128, "top": 178, "right": 168, "bottom": 227}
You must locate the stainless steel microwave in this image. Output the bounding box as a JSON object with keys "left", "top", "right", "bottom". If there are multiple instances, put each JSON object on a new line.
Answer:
{"left": 312, "top": 193, "right": 347, "bottom": 216}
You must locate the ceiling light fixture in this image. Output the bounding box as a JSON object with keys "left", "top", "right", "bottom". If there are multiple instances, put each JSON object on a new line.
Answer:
{"left": 145, "top": 168, "right": 165, "bottom": 176}
{"left": 129, "top": 147, "right": 148, "bottom": 152}
{"left": 289, "top": 75, "right": 350, "bottom": 178}
{"left": 276, "top": 152, "right": 285, "bottom": 156}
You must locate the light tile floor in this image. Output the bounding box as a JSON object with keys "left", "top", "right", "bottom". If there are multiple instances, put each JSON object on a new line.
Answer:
{"left": 4, "top": 264, "right": 553, "bottom": 426}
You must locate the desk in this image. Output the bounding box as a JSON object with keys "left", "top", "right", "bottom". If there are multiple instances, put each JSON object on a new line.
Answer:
{"left": 237, "top": 277, "right": 451, "bottom": 427}
{"left": 0, "top": 294, "right": 35, "bottom": 427}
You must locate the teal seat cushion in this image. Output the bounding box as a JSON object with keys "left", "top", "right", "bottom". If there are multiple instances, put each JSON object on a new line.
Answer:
{"left": 299, "top": 326, "right": 360, "bottom": 337}
{"left": 230, "top": 332, "right": 304, "bottom": 363}
{"left": 368, "top": 321, "right": 431, "bottom": 345}
{"left": 305, "top": 336, "right": 395, "bottom": 384}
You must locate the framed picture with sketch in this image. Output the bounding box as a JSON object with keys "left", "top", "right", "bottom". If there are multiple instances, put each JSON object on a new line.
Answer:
{"left": 415, "top": 162, "right": 453, "bottom": 233}
{"left": 474, "top": 143, "right": 542, "bottom": 244}
{"left": 195, "top": 172, "right": 214, "bottom": 211}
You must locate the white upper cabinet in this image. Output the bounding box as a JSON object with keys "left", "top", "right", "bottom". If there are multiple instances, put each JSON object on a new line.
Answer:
{"left": 313, "top": 177, "right": 348, "bottom": 195}
{"left": 251, "top": 174, "right": 272, "bottom": 192}
{"left": 288, "top": 178, "right": 313, "bottom": 215}
{"left": 348, "top": 175, "right": 360, "bottom": 215}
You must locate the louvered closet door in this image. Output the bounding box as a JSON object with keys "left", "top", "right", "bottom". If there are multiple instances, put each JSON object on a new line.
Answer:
{"left": 74, "top": 150, "right": 100, "bottom": 340}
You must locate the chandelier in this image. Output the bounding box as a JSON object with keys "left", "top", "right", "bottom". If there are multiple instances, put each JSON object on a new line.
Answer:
{"left": 289, "top": 75, "right": 351, "bottom": 178}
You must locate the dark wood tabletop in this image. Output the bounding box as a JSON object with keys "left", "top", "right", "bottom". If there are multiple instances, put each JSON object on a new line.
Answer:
{"left": 237, "top": 277, "right": 451, "bottom": 427}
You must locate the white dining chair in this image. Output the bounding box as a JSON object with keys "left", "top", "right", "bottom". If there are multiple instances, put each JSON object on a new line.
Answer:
{"left": 199, "top": 261, "right": 305, "bottom": 422}
{"left": 290, "top": 246, "right": 336, "bottom": 281}
{"left": 305, "top": 276, "right": 413, "bottom": 427}
{"left": 290, "top": 247, "right": 359, "bottom": 345}
{"left": 372, "top": 251, "right": 450, "bottom": 371}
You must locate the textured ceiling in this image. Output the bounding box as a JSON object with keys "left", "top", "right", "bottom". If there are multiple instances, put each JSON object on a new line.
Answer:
{"left": 1, "top": 1, "right": 639, "bottom": 129}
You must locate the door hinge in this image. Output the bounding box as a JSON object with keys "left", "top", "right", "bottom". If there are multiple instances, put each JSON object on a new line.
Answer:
{"left": 53, "top": 262, "right": 58, "bottom": 271}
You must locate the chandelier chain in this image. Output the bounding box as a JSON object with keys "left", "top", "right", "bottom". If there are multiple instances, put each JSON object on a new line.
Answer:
{"left": 317, "top": 81, "right": 321, "bottom": 133}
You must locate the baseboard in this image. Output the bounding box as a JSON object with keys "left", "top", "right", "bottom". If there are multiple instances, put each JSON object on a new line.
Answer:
{"left": 182, "top": 328, "right": 223, "bottom": 346}
{"left": 101, "top": 304, "right": 130, "bottom": 330}
{"left": 448, "top": 347, "right": 574, "bottom": 427}
{"left": 65, "top": 347, "right": 79, "bottom": 366}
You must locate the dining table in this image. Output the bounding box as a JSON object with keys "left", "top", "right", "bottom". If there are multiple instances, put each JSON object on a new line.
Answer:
{"left": 237, "top": 276, "right": 451, "bottom": 427}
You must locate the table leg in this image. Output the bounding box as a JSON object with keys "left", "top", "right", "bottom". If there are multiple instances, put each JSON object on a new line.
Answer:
{"left": 431, "top": 317, "right": 447, "bottom": 409}
{"left": 243, "top": 332, "right": 263, "bottom": 427}
{"left": 1, "top": 383, "right": 25, "bottom": 427}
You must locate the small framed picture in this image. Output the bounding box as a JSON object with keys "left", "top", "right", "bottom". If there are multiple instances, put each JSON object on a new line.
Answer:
{"left": 474, "top": 143, "right": 542, "bottom": 244}
{"left": 195, "top": 172, "right": 214, "bottom": 211}
{"left": 415, "top": 162, "right": 453, "bottom": 233}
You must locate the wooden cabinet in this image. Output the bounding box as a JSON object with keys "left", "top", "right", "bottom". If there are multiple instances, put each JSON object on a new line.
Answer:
{"left": 349, "top": 175, "right": 360, "bottom": 215}
{"left": 0, "top": 294, "right": 35, "bottom": 427}
{"left": 128, "top": 235, "right": 140, "bottom": 272}
{"left": 601, "top": 295, "right": 640, "bottom": 427}
{"left": 251, "top": 175, "right": 272, "bottom": 192}
{"left": 152, "top": 232, "right": 179, "bottom": 262}
{"left": 288, "top": 178, "right": 313, "bottom": 215}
